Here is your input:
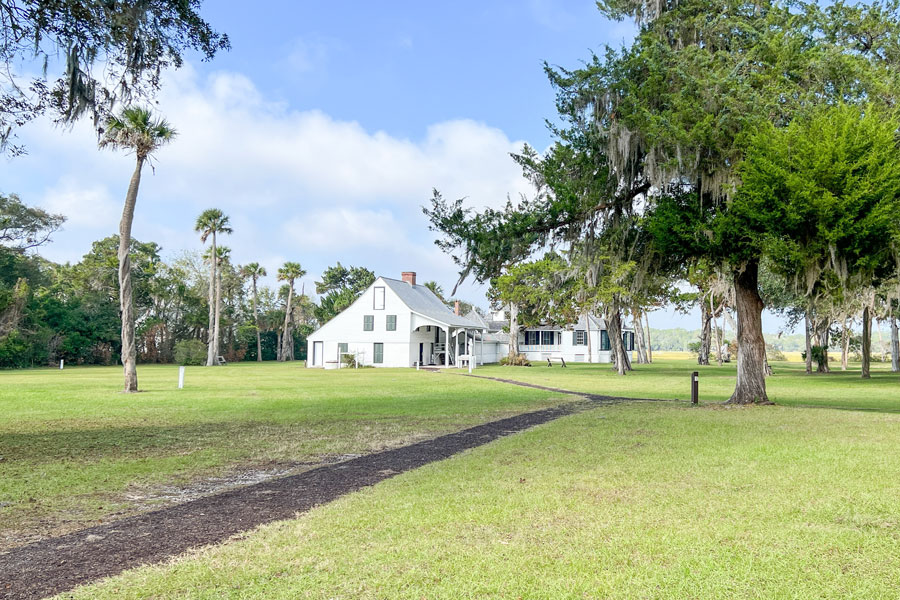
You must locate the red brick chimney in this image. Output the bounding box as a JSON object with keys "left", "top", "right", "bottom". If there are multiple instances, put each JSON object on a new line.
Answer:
{"left": 454, "top": 300, "right": 461, "bottom": 315}
{"left": 401, "top": 271, "right": 416, "bottom": 286}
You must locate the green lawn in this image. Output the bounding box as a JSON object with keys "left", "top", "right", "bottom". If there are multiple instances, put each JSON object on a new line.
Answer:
{"left": 475, "top": 358, "right": 900, "bottom": 412}
{"left": 60, "top": 401, "right": 900, "bottom": 599}
{"left": 0, "top": 362, "right": 561, "bottom": 548}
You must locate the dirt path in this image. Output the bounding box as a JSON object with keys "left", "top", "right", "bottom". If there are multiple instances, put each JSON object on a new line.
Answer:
{"left": 1, "top": 399, "right": 599, "bottom": 600}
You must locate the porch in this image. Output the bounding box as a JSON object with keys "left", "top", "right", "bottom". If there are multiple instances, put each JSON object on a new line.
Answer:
{"left": 410, "top": 313, "right": 486, "bottom": 368}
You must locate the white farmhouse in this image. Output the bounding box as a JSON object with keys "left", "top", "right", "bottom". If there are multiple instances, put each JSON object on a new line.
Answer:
{"left": 306, "top": 272, "right": 485, "bottom": 368}
{"left": 306, "top": 271, "right": 636, "bottom": 368}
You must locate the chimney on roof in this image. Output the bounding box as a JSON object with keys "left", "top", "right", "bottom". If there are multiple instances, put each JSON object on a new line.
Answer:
{"left": 401, "top": 271, "right": 416, "bottom": 286}
{"left": 454, "top": 300, "right": 461, "bottom": 316}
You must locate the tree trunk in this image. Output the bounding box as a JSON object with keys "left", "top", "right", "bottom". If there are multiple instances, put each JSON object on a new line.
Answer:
{"left": 584, "top": 311, "right": 593, "bottom": 363}
{"left": 841, "top": 319, "right": 849, "bottom": 371}
{"left": 633, "top": 308, "right": 648, "bottom": 364}
{"left": 804, "top": 312, "right": 813, "bottom": 375}
{"left": 698, "top": 299, "right": 711, "bottom": 366}
{"left": 117, "top": 157, "right": 144, "bottom": 393}
{"left": 727, "top": 261, "right": 769, "bottom": 404}
{"left": 714, "top": 299, "right": 724, "bottom": 366}
{"left": 891, "top": 317, "right": 899, "bottom": 373}
{"left": 861, "top": 306, "right": 871, "bottom": 379}
{"left": 606, "top": 305, "right": 629, "bottom": 376}
{"left": 280, "top": 283, "right": 295, "bottom": 361}
{"left": 507, "top": 303, "right": 520, "bottom": 359}
{"left": 206, "top": 231, "right": 217, "bottom": 367}
{"left": 816, "top": 322, "right": 830, "bottom": 373}
{"left": 212, "top": 261, "right": 222, "bottom": 364}
{"left": 276, "top": 330, "right": 283, "bottom": 362}
{"left": 645, "top": 312, "right": 653, "bottom": 363}
{"left": 252, "top": 277, "right": 262, "bottom": 362}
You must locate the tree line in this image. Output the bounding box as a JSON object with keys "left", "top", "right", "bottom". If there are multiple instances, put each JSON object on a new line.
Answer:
{"left": 0, "top": 198, "right": 318, "bottom": 370}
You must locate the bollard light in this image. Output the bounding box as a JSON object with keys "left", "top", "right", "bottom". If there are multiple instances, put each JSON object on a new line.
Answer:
{"left": 691, "top": 371, "right": 699, "bottom": 405}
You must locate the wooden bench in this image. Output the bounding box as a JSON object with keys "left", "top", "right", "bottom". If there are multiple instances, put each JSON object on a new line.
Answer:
{"left": 457, "top": 354, "right": 474, "bottom": 369}
{"left": 546, "top": 356, "right": 567, "bottom": 367}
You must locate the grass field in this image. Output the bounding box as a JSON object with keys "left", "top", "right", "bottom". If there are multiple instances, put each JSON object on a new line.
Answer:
{"left": 60, "top": 401, "right": 900, "bottom": 599}
{"left": 0, "top": 363, "right": 561, "bottom": 548}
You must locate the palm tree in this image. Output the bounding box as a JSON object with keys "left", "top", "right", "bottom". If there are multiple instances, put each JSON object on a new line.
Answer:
{"left": 240, "top": 262, "right": 267, "bottom": 362}
{"left": 195, "top": 209, "right": 232, "bottom": 366}
{"left": 100, "top": 107, "right": 176, "bottom": 392}
{"left": 212, "top": 245, "right": 231, "bottom": 361}
{"left": 277, "top": 262, "right": 306, "bottom": 362}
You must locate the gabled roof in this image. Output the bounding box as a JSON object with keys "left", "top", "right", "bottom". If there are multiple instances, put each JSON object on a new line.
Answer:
{"left": 575, "top": 314, "right": 608, "bottom": 330}
{"left": 381, "top": 278, "right": 482, "bottom": 328}
{"left": 464, "top": 309, "right": 488, "bottom": 328}
{"left": 465, "top": 309, "right": 510, "bottom": 333}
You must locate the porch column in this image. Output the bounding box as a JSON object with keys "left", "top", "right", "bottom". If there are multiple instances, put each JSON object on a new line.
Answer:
{"left": 444, "top": 327, "right": 450, "bottom": 367}
{"left": 480, "top": 328, "right": 485, "bottom": 365}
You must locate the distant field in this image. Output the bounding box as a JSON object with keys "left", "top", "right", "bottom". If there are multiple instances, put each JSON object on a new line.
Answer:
{"left": 64, "top": 399, "right": 900, "bottom": 599}
{"left": 654, "top": 350, "right": 827, "bottom": 363}
{"left": 477, "top": 358, "right": 900, "bottom": 411}
{"left": 0, "top": 363, "right": 561, "bottom": 549}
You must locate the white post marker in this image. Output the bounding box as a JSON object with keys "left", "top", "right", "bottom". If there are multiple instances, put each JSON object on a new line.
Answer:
{"left": 59, "top": 359, "right": 64, "bottom": 370}
{"left": 468, "top": 358, "right": 473, "bottom": 374}
{"left": 178, "top": 366, "right": 185, "bottom": 389}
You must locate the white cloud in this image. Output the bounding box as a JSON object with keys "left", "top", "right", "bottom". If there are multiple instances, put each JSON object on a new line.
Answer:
{"left": 143, "top": 68, "right": 533, "bottom": 215}
{"left": 2, "top": 65, "right": 536, "bottom": 306}
{"left": 40, "top": 180, "right": 120, "bottom": 229}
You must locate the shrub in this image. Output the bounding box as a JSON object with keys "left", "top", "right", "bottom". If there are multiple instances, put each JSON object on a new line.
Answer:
{"left": 340, "top": 352, "right": 372, "bottom": 368}
{"left": 500, "top": 354, "right": 531, "bottom": 366}
{"left": 687, "top": 341, "right": 701, "bottom": 355}
{"left": 801, "top": 345, "right": 829, "bottom": 371}
{"left": 174, "top": 339, "right": 207, "bottom": 366}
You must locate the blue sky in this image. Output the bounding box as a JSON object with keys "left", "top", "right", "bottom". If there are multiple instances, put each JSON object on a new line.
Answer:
{"left": 1, "top": 1, "right": 792, "bottom": 332}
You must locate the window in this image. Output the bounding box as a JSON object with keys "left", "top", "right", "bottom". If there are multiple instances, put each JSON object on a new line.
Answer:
{"left": 373, "top": 286, "right": 385, "bottom": 310}
{"left": 426, "top": 325, "right": 431, "bottom": 332}
{"left": 623, "top": 332, "right": 635, "bottom": 351}
{"left": 541, "top": 331, "right": 555, "bottom": 346}
{"left": 386, "top": 315, "right": 397, "bottom": 331}
{"left": 573, "top": 330, "right": 587, "bottom": 346}
{"left": 363, "top": 315, "right": 374, "bottom": 331}
{"left": 373, "top": 343, "right": 384, "bottom": 364}
{"left": 338, "top": 343, "right": 348, "bottom": 355}
{"left": 524, "top": 331, "right": 539, "bottom": 346}
{"left": 600, "top": 330, "right": 611, "bottom": 351}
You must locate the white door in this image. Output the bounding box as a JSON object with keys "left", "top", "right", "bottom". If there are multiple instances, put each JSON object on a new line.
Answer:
{"left": 313, "top": 341, "right": 324, "bottom": 367}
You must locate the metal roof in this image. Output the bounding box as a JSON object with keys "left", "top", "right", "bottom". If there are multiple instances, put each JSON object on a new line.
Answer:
{"left": 482, "top": 314, "right": 610, "bottom": 331}
{"left": 381, "top": 277, "right": 483, "bottom": 328}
